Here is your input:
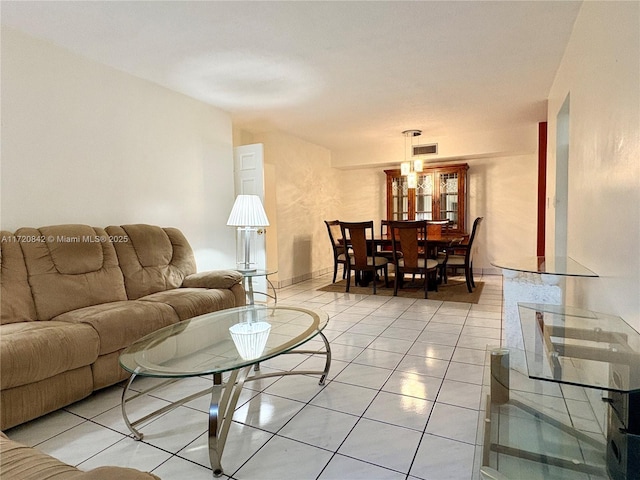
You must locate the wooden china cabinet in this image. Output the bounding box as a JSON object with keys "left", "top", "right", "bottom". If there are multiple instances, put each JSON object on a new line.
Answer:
{"left": 385, "top": 163, "right": 469, "bottom": 234}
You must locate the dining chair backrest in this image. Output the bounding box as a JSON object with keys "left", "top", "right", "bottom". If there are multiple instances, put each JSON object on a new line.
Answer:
{"left": 426, "top": 224, "right": 443, "bottom": 240}
{"left": 324, "top": 220, "right": 342, "bottom": 252}
{"left": 340, "top": 221, "right": 375, "bottom": 268}
{"left": 380, "top": 220, "right": 390, "bottom": 239}
{"left": 426, "top": 219, "right": 450, "bottom": 234}
{"left": 388, "top": 220, "right": 427, "bottom": 269}
{"left": 467, "top": 217, "right": 483, "bottom": 262}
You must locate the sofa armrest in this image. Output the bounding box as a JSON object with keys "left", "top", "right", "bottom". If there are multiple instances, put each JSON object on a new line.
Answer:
{"left": 70, "top": 466, "right": 160, "bottom": 479}
{"left": 1, "top": 432, "right": 160, "bottom": 480}
{"left": 182, "top": 270, "right": 243, "bottom": 289}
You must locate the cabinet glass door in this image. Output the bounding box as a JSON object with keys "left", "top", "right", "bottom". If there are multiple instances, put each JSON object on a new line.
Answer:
{"left": 391, "top": 175, "right": 409, "bottom": 220}
{"left": 415, "top": 173, "right": 434, "bottom": 220}
{"left": 385, "top": 164, "right": 467, "bottom": 233}
{"left": 439, "top": 172, "right": 459, "bottom": 228}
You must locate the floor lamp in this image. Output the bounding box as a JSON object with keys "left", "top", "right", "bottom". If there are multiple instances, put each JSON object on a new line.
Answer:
{"left": 226, "top": 194, "right": 270, "bottom": 272}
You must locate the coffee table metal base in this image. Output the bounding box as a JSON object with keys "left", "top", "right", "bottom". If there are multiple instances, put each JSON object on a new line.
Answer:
{"left": 121, "top": 331, "right": 331, "bottom": 477}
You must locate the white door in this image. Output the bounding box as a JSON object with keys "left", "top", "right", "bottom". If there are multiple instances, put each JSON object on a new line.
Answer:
{"left": 233, "top": 144, "right": 268, "bottom": 297}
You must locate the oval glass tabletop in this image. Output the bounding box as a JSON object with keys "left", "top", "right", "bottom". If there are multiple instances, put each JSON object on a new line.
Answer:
{"left": 119, "top": 305, "right": 328, "bottom": 378}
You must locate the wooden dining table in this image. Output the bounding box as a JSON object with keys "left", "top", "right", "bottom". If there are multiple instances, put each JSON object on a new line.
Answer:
{"left": 376, "top": 231, "right": 468, "bottom": 250}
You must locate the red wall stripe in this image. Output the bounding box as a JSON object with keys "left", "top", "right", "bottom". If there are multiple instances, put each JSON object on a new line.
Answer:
{"left": 537, "top": 122, "right": 548, "bottom": 257}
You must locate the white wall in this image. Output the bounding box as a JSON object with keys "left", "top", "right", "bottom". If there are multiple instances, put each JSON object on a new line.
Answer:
{"left": 546, "top": 2, "right": 640, "bottom": 329}
{"left": 1, "top": 27, "right": 237, "bottom": 270}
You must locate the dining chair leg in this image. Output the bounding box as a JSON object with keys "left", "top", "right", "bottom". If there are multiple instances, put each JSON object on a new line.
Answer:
{"left": 470, "top": 261, "right": 476, "bottom": 288}
{"left": 393, "top": 272, "right": 400, "bottom": 296}
{"left": 423, "top": 273, "right": 428, "bottom": 299}
{"left": 465, "top": 264, "right": 473, "bottom": 293}
{"left": 384, "top": 265, "right": 389, "bottom": 288}
{"left": 332, "top": 262, "right": 338, "bottom": 283}
{"left": 345, "top": 266, "right": 351, "bottom": 292}
{"left": 372, "top": 270, "right": 377, "bottom": 295}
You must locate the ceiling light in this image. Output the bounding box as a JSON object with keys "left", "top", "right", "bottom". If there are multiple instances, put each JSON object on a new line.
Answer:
{"left": 400, "top": 129, "right": 422, "bottom": 188}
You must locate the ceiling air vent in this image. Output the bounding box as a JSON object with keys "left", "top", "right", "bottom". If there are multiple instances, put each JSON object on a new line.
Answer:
{"left": 413, "top": 143, "right": 438, "bottom": 156}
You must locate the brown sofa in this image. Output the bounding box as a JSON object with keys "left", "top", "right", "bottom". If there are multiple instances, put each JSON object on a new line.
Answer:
{"left": 0, "top": 431, "right": 160, "bottom": 479}
{"left": 0, "top": 224, "right": 245, "bottom": 430}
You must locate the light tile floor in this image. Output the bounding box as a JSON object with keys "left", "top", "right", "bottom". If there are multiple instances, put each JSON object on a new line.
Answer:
{"left": 6, "top": 273, "right": 504, "bottom": 480}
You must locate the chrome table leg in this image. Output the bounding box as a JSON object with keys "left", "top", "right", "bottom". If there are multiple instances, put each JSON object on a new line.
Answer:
{"left": 209, "top": 367, "right": 252, "bottom": 477}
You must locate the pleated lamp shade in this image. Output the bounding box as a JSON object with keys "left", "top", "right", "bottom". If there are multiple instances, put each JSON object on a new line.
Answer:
{"left": 226, "top": 195, "right": 270, "bottom": 227}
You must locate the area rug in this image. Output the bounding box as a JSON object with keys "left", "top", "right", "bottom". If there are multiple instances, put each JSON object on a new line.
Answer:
{"left": 317, "top": 276, "right": 484, "bottom": 303}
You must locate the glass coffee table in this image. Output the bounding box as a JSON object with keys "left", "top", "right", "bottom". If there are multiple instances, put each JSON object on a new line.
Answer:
{"left": 119, "top": 305, "right": 331, "bottom": 477}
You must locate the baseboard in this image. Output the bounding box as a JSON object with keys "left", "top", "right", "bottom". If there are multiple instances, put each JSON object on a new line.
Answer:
{"left": 274, "top": 265, "right": 500, "bottom": 289}
{"left": 481, "top": 267, "right": 502, "bottom": 276}
{"left": 274, "top": 266, "right": 333, "bottom": 289}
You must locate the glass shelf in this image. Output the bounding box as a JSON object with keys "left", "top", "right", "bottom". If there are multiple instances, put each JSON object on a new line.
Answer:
{"left": 491, "top": 256, "right": 598, "bottom": 277}
{"left": 518, "top": 302, "right": 640, "bottom": 393}
{"left": 235, "top": 268, "right": 277, "bottom": 278}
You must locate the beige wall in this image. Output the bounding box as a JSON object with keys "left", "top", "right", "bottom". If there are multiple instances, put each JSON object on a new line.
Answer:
{"left": 546, "top": 2, "right": 640, "bottom": 329}
{"left": 247, "top": 131, "right": 341, "bottom": 287}
{"left": 233, "top": 127, "right": 539, "bottom": 283}
{"left": 232, "top": 128, "right": 539, "bottom": 284}
{"left": 466, "top": 154, "right": 538, "bottom": 272}
{"left": 332, "top": 125, "right": 539, "bottom": 169}
{"left": 1, "top": 28, "right": 237, "bottom": 270}
{"left": 336, "top": 154, "right": 538, "bottom": 274}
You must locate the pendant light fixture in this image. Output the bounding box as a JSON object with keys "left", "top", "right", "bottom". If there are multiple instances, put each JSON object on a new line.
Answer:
{"left": 400, "top": 129, "right": 423, "bottom": 189}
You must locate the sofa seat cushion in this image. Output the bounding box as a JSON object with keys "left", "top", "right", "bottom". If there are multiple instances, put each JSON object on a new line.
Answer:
{"left": 53, "top": 301, "right": 179, "bottom": 356}
{"left": 0, "top": 322, "right": 99, "bottom": 389}
{"left": 139, "top": 288, "right": 238, "bottom": 321}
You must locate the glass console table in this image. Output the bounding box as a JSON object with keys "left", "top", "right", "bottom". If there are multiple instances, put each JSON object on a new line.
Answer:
{"left": 482, "top": 303, "right": 640, "bottom": 480}
{"left": 491, "top": 256, "right": 598, "bottom": 279}
{"left": 490, "top": 256, "right": 598, "bottom": 362}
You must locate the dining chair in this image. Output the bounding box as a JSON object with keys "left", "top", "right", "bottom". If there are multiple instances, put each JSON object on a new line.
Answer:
{"left": 440, "top": 216, "right": 483, "bottom": 292}
{"left": 339, "top": 221, "right": 389, "bottom": 294}
{"left": 426, "top": 219, "right": 451, "bottom": 230}
{"left": 378, "top": 219, "right": 404, "bottom": 263}
{"left": 324, "top": 220, "right": 348, "bottom": 283}
{"left": 388, "top": 220, "right": 439, "bottom": 299}
{"left": 425, "top": 221, "right": 449, "bottom": 281}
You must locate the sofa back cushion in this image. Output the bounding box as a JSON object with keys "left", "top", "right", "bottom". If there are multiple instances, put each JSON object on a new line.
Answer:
{"left": 105, "top": 224, "right": 197, "bottom": 300}
{"left": 0, "top": 231, "right": 37, "bottom": 324}
{"left": 16, "top": 225, "right": 127, "bottom": 320}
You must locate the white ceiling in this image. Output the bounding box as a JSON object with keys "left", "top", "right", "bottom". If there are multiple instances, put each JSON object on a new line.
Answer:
{"left": 1, "top": 1, "right": 582, "bottom": 153}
